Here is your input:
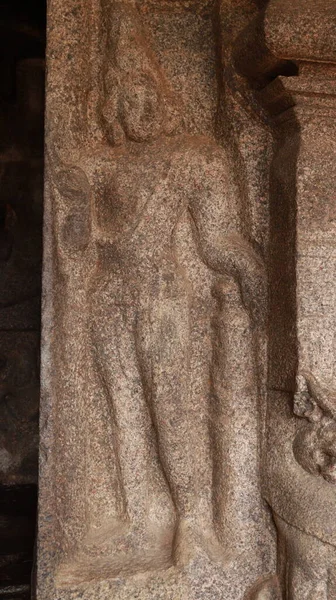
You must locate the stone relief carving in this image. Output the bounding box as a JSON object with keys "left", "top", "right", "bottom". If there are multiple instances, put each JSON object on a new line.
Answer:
{"left": 293, "top": 372, "right": 336, "bottom": 484}
{"left": 37, "top": 1, "right": 277, "bottom": 598}
{"left": 50, "top": 1, "right": 270, "bottom": 588}
{"left": 37, "top": 0, "right": 336, "bottom": 598}
{"left": 255, "top": 372, "right": 336, "bottom": 600}
{"left": 269, "top": 373, "right": 336, "bottom": 600}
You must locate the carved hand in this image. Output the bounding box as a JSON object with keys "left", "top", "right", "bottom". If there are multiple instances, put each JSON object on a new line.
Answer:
{"left": 57, "top": 165, "right": 92, "bottom": 255}
{"left": 294, "top": 372, "right": 336, "bottom": 422}
{"left": 207, "top": 234, "right": 267, "bottom": 325}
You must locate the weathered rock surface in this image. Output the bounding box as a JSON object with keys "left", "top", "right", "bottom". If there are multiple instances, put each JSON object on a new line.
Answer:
{"left": 37, "top": 1, "right": 336, "bottom": 599}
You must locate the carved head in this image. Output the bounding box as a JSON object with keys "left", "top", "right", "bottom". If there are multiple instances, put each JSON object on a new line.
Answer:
{"left": 293, "top": 372, "right": 336, "bottom": 484}
{"left": 101, "top": 2, "right": 180, "bottom": 144}
{"left": 294, "top": 372, "right": 336, "bottom": 423}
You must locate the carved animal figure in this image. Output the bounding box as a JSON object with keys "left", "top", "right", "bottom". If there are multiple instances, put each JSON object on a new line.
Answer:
{"left": 256, "top": 372, "right": 336, "bottom": 599}
{"left": 293, "top": 372, "right": 336, "bottom": 484}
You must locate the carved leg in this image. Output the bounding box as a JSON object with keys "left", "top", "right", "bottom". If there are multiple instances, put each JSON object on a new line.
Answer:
{"left": 136, "top": 273, "right": 224, "bottom": 566}
{"left": 56, "top": 278, "right": 175, "bottom": 585}
{"left": 136, "top": 288, "right": 192, "bottom": 514}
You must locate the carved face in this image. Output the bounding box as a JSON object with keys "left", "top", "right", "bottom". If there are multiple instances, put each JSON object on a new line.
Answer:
{"left": 118, "top": 73, "right": 165, "bottom": 142}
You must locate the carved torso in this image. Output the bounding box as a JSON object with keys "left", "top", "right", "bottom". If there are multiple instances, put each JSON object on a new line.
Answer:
{"left": 85, "top": 135, "right": 241, "bottom": 284}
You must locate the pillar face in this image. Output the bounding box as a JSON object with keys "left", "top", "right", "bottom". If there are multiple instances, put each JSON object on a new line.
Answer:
{"left": 38, "top": 1, "right": 336, "bottom": 600}
{"left": 251, "top": 4, "right": 336, "bottom": 598}
{"left": 38, "top": 1, "right": 275, "bottom": 599}
{"left": 264, "top": 69, "right": 336, "bottom": 539}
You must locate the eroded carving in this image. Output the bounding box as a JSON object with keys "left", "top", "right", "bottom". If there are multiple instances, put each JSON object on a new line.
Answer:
{"left": 264, "top": 373, "right": 336, "bottom": 599}
{"left": 38, "top": 0, "right": 281, "bottom": 598}
{"left": 48, "top": 0, "right": 269, "bottom": 590}
{"left": 38, "top": 0, "right": 336, "bottom": 598}
{"left": 293, "top": 372, "right": 336, "bottom": 484}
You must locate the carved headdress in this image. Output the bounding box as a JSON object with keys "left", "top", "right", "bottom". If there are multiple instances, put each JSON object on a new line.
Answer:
{"left": 100, "top": 0, "right": 180, "bottom": 143}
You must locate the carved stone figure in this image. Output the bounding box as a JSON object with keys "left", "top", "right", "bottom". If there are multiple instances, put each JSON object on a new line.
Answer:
{"left": 260, "top": 372, "right": 336, "bottom": 600}
{"left": 37, "top": 0, "right": 336, "bottom": 595}
{"left": 53, "top": 0, "right": 267, "bottom": 586}
{"left": 38, "top": 1, "right": 280, "bottom": 598}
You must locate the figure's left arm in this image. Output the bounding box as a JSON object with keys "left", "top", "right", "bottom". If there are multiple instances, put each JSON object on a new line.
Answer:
{"left": 188, "top": 146, "right": 267, "bottom": 322}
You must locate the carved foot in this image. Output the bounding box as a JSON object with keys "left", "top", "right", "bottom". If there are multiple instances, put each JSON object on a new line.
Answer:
{"left": 56, "top": 519, "right": 175, "bottom": 586}
{"left": 246, "top": 575, "right": 281, "bottom": 600}
{"left": 56, "top": 495, "right": 176, "bottom": 585}
{"left": 173, "top": 518, "right": 229, "bottom": 568}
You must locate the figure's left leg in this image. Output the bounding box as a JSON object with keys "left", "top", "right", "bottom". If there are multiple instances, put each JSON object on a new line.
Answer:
{"left": 136, "top": 282, "right": 195, "bottom": 517}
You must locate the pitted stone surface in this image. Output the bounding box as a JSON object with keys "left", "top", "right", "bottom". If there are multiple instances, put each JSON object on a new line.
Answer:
{"left": 38, "top": 0, "right": 336, "bottom": 599}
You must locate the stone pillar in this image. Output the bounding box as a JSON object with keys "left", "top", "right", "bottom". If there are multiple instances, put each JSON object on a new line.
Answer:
{"left": 37, "top": 1, "right": 276, "bottom": 599}
{"left": 254, "top": 1, "right": 336, "bottom": 597}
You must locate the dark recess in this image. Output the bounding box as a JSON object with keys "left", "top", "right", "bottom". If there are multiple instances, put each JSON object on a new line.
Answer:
{"left": 0, "top": 0, "right": 45, "bottom": 598}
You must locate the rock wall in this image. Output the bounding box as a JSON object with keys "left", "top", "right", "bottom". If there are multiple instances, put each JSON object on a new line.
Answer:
{"left": 38, "top": 1, "right": 336, "bottom": 599}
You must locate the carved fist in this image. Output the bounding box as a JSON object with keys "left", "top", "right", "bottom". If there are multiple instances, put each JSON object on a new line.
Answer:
{"left": 221, "top": 235, "right": 267, "bottom": 325}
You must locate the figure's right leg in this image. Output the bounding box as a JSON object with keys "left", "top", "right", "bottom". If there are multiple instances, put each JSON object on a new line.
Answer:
{"left": 56, "top": 279, "right": 176, "bottom": 585}
{"left": 135, "top": 279, "right": 227, "bottom": 568}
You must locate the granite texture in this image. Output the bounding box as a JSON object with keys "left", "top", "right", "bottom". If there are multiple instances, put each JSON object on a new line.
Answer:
{"left": 37, "top": 0, "right": 336, "bottom": 599}
{"left": 235, "top": 2, "right": 336, "bottom": 598}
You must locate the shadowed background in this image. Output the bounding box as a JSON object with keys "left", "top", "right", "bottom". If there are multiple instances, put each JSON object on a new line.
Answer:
{"left": 0, "top": 0, "right": 45, "bottom": 597}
